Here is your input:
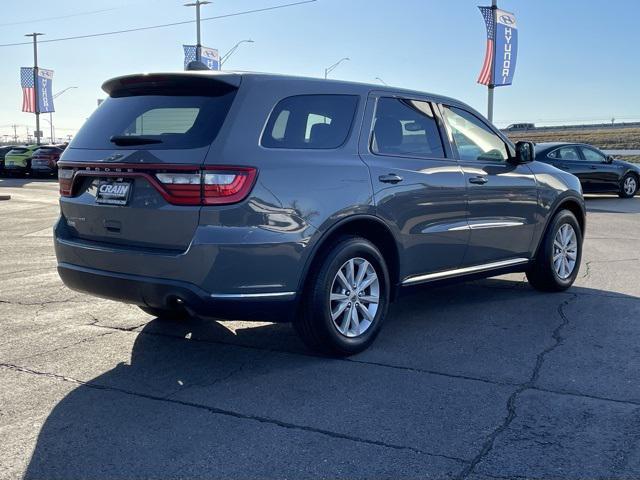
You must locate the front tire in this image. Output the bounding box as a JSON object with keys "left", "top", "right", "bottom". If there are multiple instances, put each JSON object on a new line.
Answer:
{"left": 295, "top": 236, "right": 390, "bottom": 356}
{"left": 526, "top": 210, "right": 582, "bottom": 292}
{"left": 619, "top": 173, "right": 638, "bottom": 198}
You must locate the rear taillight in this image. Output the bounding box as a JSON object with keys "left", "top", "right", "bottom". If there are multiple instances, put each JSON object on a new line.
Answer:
{"left": 155, "top": 173, "right": 202, "bottom": 205}
{"left": 156, "top": 167, "right": 257, "bottom": 205}
{"left": 202, "top": 167, "right": 257, "bottom": 205}
{"left": 58, "top": 168, "right": 74, "bottom": 196}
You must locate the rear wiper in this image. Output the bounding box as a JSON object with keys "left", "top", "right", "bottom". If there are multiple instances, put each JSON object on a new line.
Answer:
{"left": 109, "top": 135, "right": 163, "bottom": 146}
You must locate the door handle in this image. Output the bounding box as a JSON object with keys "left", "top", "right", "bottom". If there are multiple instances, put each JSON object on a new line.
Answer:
{"left": 589, "top": 165, "right": 598, "bottom": 169}
{"left": 379, "top": 173, "right": 403, "bottom": 184}
{"left": 468, "top": 176, "right": 488, "bottom": 185}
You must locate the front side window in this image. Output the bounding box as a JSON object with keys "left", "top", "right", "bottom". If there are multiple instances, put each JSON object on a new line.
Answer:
{"left": 581, "top": 147, "right": 606, "bottom": 163}
{"left": 371, "top": 97, "right": 445, "bottom": 158}
{"left": 261, "top": 95, "right": 358, "bottom": 149}
{"left": 549, "top": 146, "right": 581, "bottom": 161}
{"left": 442, "top": 106, "right": 508, "bottom": 162}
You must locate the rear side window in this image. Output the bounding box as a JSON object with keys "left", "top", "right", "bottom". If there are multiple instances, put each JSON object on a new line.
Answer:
{"left": 71, "top": 89, "right": 236, "bottom": 150}
{"left": 549, "top": 147, "right": 580, "bottom": 160}
{"left": 371, "top": 97, "right": 445, "bottom": 158}
{"left": 262, "top": 95, "right": 358, "bottom": 149}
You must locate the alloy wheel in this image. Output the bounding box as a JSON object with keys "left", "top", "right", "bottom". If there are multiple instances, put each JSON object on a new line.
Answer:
{"left": 329, "top": 257, "right": 380, "bottom": 338}
{"left": 624, "top": 176, "right": 637, "bottom": 196}
{"left": 553, "top": 224, "right": 578, "bottom": 280}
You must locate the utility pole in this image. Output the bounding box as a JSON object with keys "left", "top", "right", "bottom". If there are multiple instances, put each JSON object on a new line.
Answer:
{"left": 25, "top": 32, "right": 44, "bottom": 145}
{"left": 487, "top": 0, "right": 497, "bottom": 123}
{"left": 11, "top": 125, "right": 18, "bottom": 143}
{"left": 184, "top": 1, "right": 211, "bottom": 62}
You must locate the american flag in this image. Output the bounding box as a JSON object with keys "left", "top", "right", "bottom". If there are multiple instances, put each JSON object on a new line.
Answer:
{"left": 20, "top": 67, "right": 36, "bottom": 113}
{"left": 183, "top": 45, "right": 198, "bottom": 70}
{"left": 477, "top": 6, "right": 495, "bottom": 86}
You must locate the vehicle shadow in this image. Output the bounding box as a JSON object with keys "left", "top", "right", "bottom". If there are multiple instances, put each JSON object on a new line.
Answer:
{"left": 22, "top": 278, "right": 639, "bottom": 478}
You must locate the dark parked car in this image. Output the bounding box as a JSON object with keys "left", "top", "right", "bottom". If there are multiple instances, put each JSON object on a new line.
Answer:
{"left": 536, "top": 142, "right": 640, "bottom": 198}
{"left": 54, "top": 72, "right": 585, "bottom": 355}
{"left": 0, "top": 145, "right": 17, "bottom": 173}
{"left": 31, "top": 145, "right": 66, "bottom": 176}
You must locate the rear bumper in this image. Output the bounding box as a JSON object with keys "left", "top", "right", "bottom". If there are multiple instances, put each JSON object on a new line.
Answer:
{"left": 58, "top": 262, "right": 297, "bottom": 323}
{"left": 4, "top": 164, "right": 28, "bottom": 173}
{"left": 31, "top": 164, "right": 56, "bottom": 174}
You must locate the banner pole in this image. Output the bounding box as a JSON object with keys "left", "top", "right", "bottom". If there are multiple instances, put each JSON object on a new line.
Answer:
{"left": 487, "top": 0, "right": 497, "bottom": 123}
{"left": 26, "top": 33, "right": 43, "bottom": 145}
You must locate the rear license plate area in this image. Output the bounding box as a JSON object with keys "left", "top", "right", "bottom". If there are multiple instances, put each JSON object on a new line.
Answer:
{"left": 96, "top": 180, "right": 132, "bottom": 206}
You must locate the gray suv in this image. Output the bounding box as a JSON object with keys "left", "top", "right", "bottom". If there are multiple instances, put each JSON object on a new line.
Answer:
{"left": 55, "top": 72, "right": 585, "bottom": 355}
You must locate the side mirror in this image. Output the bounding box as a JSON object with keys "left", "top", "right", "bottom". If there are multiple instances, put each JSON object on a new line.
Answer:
{"left": 606, "top": 155, "right": 614, "bottom": 163}
{"left": 513, "top": 141, "right": 535, "bottom": 164}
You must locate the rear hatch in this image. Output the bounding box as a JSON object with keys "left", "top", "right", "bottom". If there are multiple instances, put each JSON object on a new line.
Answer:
{"left": 58, "top": 73, "right": 241, "bottom": 251}
{"left": 32, "top": 147, "right": 61, "bottom": 169}
{"left": 6, "top": 148, "right": 30, "bottom": 167}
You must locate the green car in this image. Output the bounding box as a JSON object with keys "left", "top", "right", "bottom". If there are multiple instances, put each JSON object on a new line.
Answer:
{"left": 4, "top": 145, "right": 40, "bottom": 176}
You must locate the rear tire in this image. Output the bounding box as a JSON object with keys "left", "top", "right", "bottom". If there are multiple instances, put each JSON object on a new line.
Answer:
{"left": 139, "top": 306, "right": 187, "bottom": 321}
{"left": 619, "top": 173, "right": 638, "bottom": 198}
{"left": 294, "top": 236, "right": 390, "bottom": 356}
{"left": 526, "top": 210, "right": 582, "bottom": 292}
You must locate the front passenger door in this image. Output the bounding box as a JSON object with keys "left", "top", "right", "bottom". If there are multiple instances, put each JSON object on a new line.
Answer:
{"left": 579, "top": 146, "right": 622, "bottom": 191}
{"left": 440, "top": 105, "right": 538, "bottom": 266}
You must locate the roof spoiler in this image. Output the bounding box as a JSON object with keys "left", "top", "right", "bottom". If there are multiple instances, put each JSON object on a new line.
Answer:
{"left": 102, "top": 72, "right": 242, "bottom": 96}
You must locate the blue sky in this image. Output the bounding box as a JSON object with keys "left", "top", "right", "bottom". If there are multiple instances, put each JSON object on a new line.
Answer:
{"left": 1, "top": 0, "right": 639, "bottom": 141}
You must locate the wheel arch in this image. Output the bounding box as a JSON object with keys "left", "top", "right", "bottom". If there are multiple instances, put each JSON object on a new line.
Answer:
{"left": 297, "top": 215, "right": 401, "bottom": 301}
{"left": 534, "top": 194, "right": 586, "bottom": 257}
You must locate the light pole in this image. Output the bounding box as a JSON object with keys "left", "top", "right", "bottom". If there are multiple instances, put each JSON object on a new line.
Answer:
{"left": 374, "top": 77, "right": 388, "bottom": 86}
{"left": 184, "top": 0, "right": 211, "bottom": 62}
{"left": 220, "top": 39, "right": 254, "bottom": 67}
{"left": 25, "top": 32, "right": 44, "bottom": 145}
{"left": 48, "top": 87, "right": 78, "bottom": 143}
{"left": 324, "top": 57, "right": 350, "bottom": 79}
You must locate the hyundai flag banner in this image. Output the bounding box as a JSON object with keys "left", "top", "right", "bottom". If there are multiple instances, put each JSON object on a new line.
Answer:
{"left": 199, "top": 46, "right": 220, "bottom": 70}
{"left": 183, "top": 45, "right": 220, "bottom": 71}
{"left": 37, "top": 68, "right": 55, "bottom": 113}
{"left": 477, "top": 6, "right": 518, "bottom": 87}
{"left": 20, "top": 67, "right": 55, "bottom": 113}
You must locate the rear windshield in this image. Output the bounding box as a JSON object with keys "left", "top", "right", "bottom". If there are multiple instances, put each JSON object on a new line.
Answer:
{"left": 71, "top": 90, "right": 236, "bottom": 150}
{"left": 262, "top": 94, "right": 358, "bottom": 149}
{"left": 9, "top": 148, "right": 28, "bottom": 154}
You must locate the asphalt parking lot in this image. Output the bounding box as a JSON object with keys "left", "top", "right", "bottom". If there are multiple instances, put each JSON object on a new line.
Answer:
{"left": 1, "top": 177, "right": 639, "bottom": 480}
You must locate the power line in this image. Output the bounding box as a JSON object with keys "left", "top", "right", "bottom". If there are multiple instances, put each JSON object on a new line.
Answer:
{"left": 0, "top": 0, "right": 317, "bottom": 48}
{"left": 0, "top": 7, "right": 119, "bottom": 27}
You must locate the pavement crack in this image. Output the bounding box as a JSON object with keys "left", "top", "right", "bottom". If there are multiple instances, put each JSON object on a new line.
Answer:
{"left": 455, "top": 293, "right": 577, "bottom": 479}
{"left": 0, "top": 362, "right": 468, "bottom": 466}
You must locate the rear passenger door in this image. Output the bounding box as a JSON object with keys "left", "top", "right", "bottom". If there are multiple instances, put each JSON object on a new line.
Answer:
{"left": 439, "top": 104, "right": 538, "bottom": 266}
{"left": 359, "top": 93, "right": 468, "bottom": 282}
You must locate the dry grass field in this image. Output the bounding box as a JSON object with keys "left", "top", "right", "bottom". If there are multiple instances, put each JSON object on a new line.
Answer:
{"left": 506, "top": 127, "right": 640, "bottom": 163}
